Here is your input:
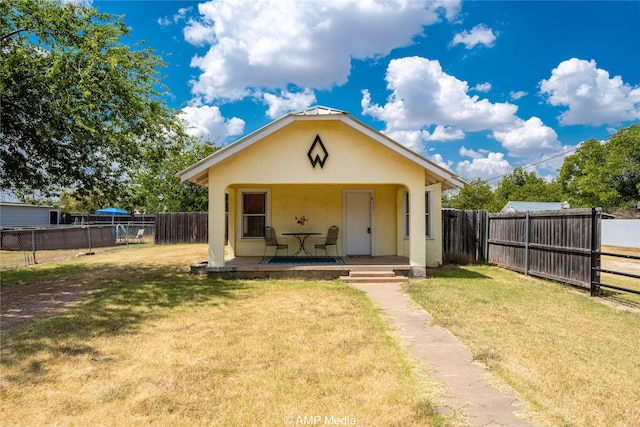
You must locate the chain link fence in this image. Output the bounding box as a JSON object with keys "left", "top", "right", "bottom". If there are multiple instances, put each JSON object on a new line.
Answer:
{"left": 1, "top": 225, "right": 118, "bottom": 270}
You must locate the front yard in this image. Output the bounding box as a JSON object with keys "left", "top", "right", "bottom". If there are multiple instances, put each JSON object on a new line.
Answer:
{"left": 2, "top": 243, "right": 639, "bottom": 426}
{"left": 0, "top": 244, "right": 445, "bottom": 426}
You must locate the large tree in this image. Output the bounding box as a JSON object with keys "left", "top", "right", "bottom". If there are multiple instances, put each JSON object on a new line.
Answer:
{"left": 558, "top": 124, "right": 640, "bottom": 211}
{"left": 1, "top": 0, "right": 183, "bottom": 199}
{"left": 495, "top": 167, "right": 563, "bottom": 205}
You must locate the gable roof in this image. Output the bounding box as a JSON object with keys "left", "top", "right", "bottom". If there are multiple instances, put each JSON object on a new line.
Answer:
{"left": 501, "top": 201, "right": 569, "bottom": 212}
{"left": 178, "top": 106, "right": 464, "bottom": 190}
{"left": 0, "top": 201, "right": 55, "bottom": 209}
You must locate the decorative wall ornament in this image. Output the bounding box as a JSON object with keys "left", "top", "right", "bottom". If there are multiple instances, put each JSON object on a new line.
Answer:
{"left": 307, "top": 134, "right": 329, "bottom": 168}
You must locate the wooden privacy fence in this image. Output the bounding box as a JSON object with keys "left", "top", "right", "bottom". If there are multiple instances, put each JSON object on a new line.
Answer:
{"left": 487, "top": 208, "right": 601, "bottom": 290}
{"left": 442, "top": 209, "right": 488, "bottom": 264}
{"left": 155, "top": 212, "right": 208, "bottom": 244}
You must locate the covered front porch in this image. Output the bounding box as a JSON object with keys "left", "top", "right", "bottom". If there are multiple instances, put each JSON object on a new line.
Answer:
{"left": 211, "top": 181, "right": 438, "bottom": 278}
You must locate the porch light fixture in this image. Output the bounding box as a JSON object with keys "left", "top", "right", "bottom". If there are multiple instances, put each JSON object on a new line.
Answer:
{"left": 307, "top": 134, "right": 329, "bottom": 168}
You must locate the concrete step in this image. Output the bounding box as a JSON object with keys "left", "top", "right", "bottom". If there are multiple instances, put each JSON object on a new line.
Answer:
{"left": 341, "top": 276, "right": 408, "bottom": 284}
{"left": 350, "top": 270, "right": 396, "bottom": 278}
{"left": 340, "top": 270, "right": 408, "bottom": 284}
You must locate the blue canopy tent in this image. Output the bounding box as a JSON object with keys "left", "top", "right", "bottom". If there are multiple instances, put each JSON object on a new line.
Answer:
{"left": 95, "top": 207, "right": 129, "bottom": 225}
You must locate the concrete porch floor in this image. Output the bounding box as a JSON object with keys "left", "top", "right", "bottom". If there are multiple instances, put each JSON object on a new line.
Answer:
{"left": 192, "top": 256, "right": 414, "bottom": 280}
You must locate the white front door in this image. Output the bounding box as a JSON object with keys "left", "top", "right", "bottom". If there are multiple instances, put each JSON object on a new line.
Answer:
{"left": 344, "top": 191, "right": 372, "bottom": 255}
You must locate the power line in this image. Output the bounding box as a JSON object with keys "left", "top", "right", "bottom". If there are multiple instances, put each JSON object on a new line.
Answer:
{"left": 485, "top": 146, "right": 580, "bottom": 182}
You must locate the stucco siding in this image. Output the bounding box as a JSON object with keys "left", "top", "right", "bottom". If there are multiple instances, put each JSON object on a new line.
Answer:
{"left": 211, "top": 121, "right": 424, "bottom": 186}
{"left": 426, "top": 183, "right": 443, "bottom": 267}
{"left": 373, "top": 185, "right": 398, "bottom": 255}
{"left": 399, "top": 183, "right": 443, "bottom": 268}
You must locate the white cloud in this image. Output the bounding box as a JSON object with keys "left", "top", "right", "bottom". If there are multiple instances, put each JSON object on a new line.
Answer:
{"left": 157, "top": 17, "right": 172, "bottom": 27}
{"left": 176, "top": 7, "right": 192, "bottom": 20}
{"left": 180, "top": 105, "right": 245, "bottom": 140}
{"left": 540, "top": 58, "right": 640, "bottom": 125}
{"left": 459, "top": 146, "right": 483, "bottom": 159}
{"left": 185, "top": 0, "right": 461, "bottom": 103}
{"left": 361, "top": 56, "right": 517, "bottom": 137}
{"left": 491, "top": 117, "right": 561, "bottom": 157}
{"left": 263, "top": 89, "right": 316, "bottom": 119}
{"left": 456, "top": 152, "right": 511, "bottom": 181}
{"left": 510, "top": 90, "right": 527, "bottom": 100}
{"left": 430, "top": 153, "right": 453, "bottom": 170}
{"left": 451, "top": 24, "right": 496, "bottom": 49}
{"left": 184, "top": 19, "right": 217, "bottom": 46}
{"left": 430, "top": 125, "right": 465, "bottom": 141}
{"left": 158, "top": 7, "right": 192, "bottom": 27}
{"left": 473, "top": 82, "right": 492, "bottom": 92}
{"left": 382, "top": 130, "right": 432, "bottom": 153}
{"left": 361, "top": 56, "right": 564, "bottom": 160}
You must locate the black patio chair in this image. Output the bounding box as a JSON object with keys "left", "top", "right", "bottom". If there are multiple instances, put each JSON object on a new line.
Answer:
{"left": 315, "top": 225, "right": 339, "bottom": 256}
{"left": 263, "top": 226, "right": 288, "bottom": 258}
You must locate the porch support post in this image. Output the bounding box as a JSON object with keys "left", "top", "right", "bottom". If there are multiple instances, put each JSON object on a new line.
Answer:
{"left": 208, "top": 176, "right": 226, "bottom": 270}
{"left": 408, "top": 183, "right": 427, "bottom": 277}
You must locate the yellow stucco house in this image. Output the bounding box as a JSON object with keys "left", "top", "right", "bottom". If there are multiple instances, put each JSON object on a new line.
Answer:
{"left": 178, "top": 106, "right": 463, "bottom": 277}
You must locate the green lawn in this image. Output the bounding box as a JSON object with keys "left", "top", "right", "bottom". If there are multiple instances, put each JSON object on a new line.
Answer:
{"left": 406, "top": 265, "right": 640, "bottom": 427}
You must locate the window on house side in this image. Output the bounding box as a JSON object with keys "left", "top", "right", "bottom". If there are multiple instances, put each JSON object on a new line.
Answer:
{"left": 404, "top": 189, "right": 434, "bottom": 239}
{"left": 425, "top": 189, "right": 432, "bottom": 238}
{"left": 241, "top": 191, "right": 267, "bottom": 238}
{"left": 404, "top": 191, "right": 410, "bottom": 238}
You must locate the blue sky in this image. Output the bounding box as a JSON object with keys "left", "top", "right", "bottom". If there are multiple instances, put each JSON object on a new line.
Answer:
{"left": 94, "top": 0, "right": 640, "bottom": 184}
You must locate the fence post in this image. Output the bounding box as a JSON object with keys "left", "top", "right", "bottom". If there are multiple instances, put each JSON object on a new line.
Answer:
{"left": 87, "top": 226, "right": 92, "bottom": 253}
{"left": 484, "top": 211, "right": 489, "bottom": 262}
{"left": 31, "top": 230, "right": 37, "bottom": 264}
{"left": 590, "top": 207, "right": 600, "bottom": 296}
{"left": 524, "top": 211, "right": 530, "bottom": 276}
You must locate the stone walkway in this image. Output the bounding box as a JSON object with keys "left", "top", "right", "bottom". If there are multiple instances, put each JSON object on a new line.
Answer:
{"left": 350, "top": 281, "right": 533, "bottom": 426}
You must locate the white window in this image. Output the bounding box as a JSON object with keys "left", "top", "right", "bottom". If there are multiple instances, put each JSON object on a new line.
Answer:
{"left": 403, "top": 188, "right": 434, "bottom": 239}
{"left": 425, "top": 188, "right": 434, "bottom": 239}
{"left": 239, "top": 189, "right": 270, "bottom": 238}
{"left": 403, "top": 191, "right": 410, "bottom": 238}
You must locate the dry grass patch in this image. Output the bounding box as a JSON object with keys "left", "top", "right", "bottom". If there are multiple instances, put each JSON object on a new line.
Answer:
{"left": 0, "top": 237, "right": 155, "bottom": 270}
{"left": 406, "top": 265, "right": 640, "bottom": 426}
{"left": 1, "top": 245, "right": 445, "bottom": 426}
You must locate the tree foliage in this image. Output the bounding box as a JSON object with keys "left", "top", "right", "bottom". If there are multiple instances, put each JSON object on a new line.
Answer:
{"left": 443, "top": 178, "right": 497, "bottom": 211}
{"left": 558, "top": 124, "right": 640, "bottom": 211}
{"left": 494, "top": 168, "right": 562, "bottom": 204}
{"left": 129, "top": 138, "right": 219, "bottom": 213}
{"left": 57, "top": 136, "right": 219, "bottom": 213}
{"left": 1, "top": 0, "right": 183, "bottom": 199}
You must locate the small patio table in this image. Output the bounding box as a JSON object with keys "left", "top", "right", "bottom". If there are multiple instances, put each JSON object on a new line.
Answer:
{"left": 283, "top": 232, "right": 322, "bottom": 257}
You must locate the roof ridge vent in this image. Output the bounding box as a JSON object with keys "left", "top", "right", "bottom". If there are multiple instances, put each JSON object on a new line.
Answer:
{"left": 295, "top": 105, "right": 346, "bottom": 116}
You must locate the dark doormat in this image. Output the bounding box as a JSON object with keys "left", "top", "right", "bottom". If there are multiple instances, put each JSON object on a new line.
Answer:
{"left": 260, "top": 257, "right": 345, "bottom": 265}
